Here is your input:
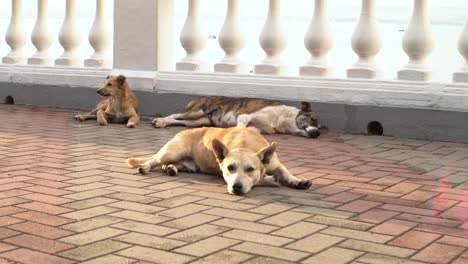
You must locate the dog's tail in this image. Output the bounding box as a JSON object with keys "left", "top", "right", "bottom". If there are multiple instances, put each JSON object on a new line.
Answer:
{"left": 126, "top": 157, "right": 152, "bottom": 168}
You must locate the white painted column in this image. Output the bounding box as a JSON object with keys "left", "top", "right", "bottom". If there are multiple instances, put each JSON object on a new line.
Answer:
{"left": 254, "top": 0, "right": 288, "bottom": 75}
{"left": 28, "top": 0, "right": 53, "bottom": 65}
{"left": 55, "top": 0, "right": 83, "bottom": 67}
{"left": 214, "top": 0, "right": 248, "bottom": 73}
{"left": 347, "top": 0, "right": 382, "bottom": 79}
{"left": 113, "top": 0, "right": 173, "bottom": 89}
{"left": 453, "top": 17, "right": 468, "bottom": 83}
{"left": 176, "top": 0, "right": 208, "bottom": 72}
{"left": 85, "top": 0, "right": 112, "bottom": 68}
{"left": 398, "top": 0, "right": 434, "bottom": 81}
{"left": 300, "top": 0, "right": 333, "bottom": 77}
{"left": 2, "top": 0, "right": 27, "bottom": 64}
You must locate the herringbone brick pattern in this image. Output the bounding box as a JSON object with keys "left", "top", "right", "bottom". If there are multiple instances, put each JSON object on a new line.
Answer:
{"left": 0, "top": 104, "right": 467, "bottom": 263}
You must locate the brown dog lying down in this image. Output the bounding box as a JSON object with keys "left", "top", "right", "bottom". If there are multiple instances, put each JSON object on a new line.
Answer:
{"left": 74, "top": 75, "right": 139, "bottom": 128}
{"left": 126, "top": 127, "right": 312, "bottom": 195}
{"left": 152, "top": 96, "right": 321, "bottom": 138}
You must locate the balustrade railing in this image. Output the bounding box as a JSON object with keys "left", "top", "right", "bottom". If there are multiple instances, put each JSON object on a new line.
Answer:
{"left": 0, "top": 0, "right": 113, "bottom": 68}
{"left": 171, "top": 0, "right": 468, "bottom": 83}
{"left": 0, "top": 0, "right": 467, "bottom": 85}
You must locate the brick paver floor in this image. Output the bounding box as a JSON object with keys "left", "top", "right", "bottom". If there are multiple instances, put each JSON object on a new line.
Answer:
{"left": 0, "top": 104, "right": 467, "bottom": 264}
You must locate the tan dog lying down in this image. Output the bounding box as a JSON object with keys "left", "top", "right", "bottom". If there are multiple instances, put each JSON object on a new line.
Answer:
{"left": 127, "top": 127, "right": 312, "bottom": 195}
{"left": 74, "top": 75, "right": 139, "bottom": 128}
{"left": 152, "top": 96, "right": 321, "bottom": 138}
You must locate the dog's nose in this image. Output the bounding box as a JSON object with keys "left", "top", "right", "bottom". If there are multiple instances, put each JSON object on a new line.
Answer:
{"left": 306, "top": 127, "right": 320, "bottom": 139}
{"left": 97, "top": 90, "right": 102, "bottom": 95}
{"left": 232, "top": 183, "right": 243, "bottom": 195}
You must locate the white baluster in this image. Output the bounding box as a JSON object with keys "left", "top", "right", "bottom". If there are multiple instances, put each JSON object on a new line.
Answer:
{"left": 55, "top": 0, "right": 83, "bottom": 67}
{"left": 85, "top": 0, "right": 112, "bottom": 68}
{"left": 398, "top": 0, "right": 434, "bottom": 81}
{"left": 300, "top": 0, "right": 333, "bottom": 77}
{"left": 254, "top": 0, "right": 288, "bottom": 75}
{"left": 347, "top": 0, "right": 382, "bottom": 79}
{"left": 176, "top": 0, "right": 208, "bottom": 71}
{"left": 2, "top": 0, "right": 27, "bottom": 64}
{"left": 453, "top": 17, "right": 468, "bottom": 82}
{"left": 214, "top": 0, "right": 248, "bottom": 73}
{"left": 28, "top": 0, "right": 53, "bottom": 65}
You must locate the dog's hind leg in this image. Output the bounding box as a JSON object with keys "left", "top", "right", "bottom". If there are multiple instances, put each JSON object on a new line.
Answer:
{"left": 74, "top": 109, "right": 98, "bottom": 121}
{"left": 154, "top": 117, "right": 211, "bottom": 128}
{"left": 270, "top": 164, "right": 312, "bottom": 190}
{"left": 132, "top": 138, "right": 189, "bottom": 175}
{"left": 152, "top": 110, "right": 206, "bottom": 127}
{"left": 162, "top": 159, "right": 198, "bottom": 176}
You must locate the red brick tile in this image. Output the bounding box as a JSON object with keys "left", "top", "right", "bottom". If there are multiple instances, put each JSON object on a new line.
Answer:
{"left": 21, "top": 186, "right": 71, "bottom": 196}
{"left": 28, "top": 173, "right": 72, "bottom": 182}
{"left": 17, "top": 202, "right": 72, "bottom": 215}
{"left": 370, "top": 176, "right": 406, "bottom": 186}
{"left": 416, "top": 224, "right": 467, "bottom": 238}
{"left": 20, "top": 193, "right": 73, "bottom": 205}
{"left": 9, "top": 221, "right": 74, "bottom": 239}
{"left": 0, "top": 190, "right": 31, "bottom": 200}
{"left": 25, "top": 179, "right": 72, "bottom": 189}
{"left": 370, "top": 219, "right": 417, "bottom": 236}
{"left": 0, "top": 182, "right": 33, "bottom": 191}
{"left": 412, "top": 243, "right": 465, "bottom": 264}
{"left": 337, "top": 200, "right": 381, "bottom": 213}
{"left": 0, "top": 176, "right": 33, "bottom": 185}
{"left": 13, "top": 211, "right": 75, "bottom": 226}
{"left": 321, "top": 192, "right": 364, "bottom": 203}
{"left": 384, "top": 182, "right": 422, "bottom": 194}
{"left": 0, "top": 248, "right": 75, "bottom": 264}
{"left": 312, "top": 185, "right": 350, "bottom": 195}
{"left": 335, "top": 181, "right": 386, "bottom": 191}
{"left": 389, "top": 230, "right": 441, "bottom": 249}
{"left": 438, "top": 236, "right": 468, "bottom": 248}
{"left": 4, "top": 234, "right": 75, "bottom": 254}
{"left": 0, "top": 197, "right": 29, "bottom": 207}
{"left": 0, "top": 228, "right": 20, "bottom": 239}
{"left": 0, "top": 216, "right": 24, "bottom": 227}
{"left": 401, "top": 190, "right": 437, "bottom": 202}
{"left": 0, "top": 243, "right": 16, "bottom": 253}
{"left": 0, "top": 206, "right": 25, "bottom": 217}
{"left": 379, "top": 204, "right": 436, "bottom": 216}
{"left": 352, "top": 209, "right": 400, "bottom": 224}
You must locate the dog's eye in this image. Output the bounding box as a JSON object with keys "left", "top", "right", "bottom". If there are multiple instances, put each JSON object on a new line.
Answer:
{"left": 246, "top": 167, "right": 254, "bottom": 173}
{"left": 227, "top": 165, "right": 236, "bottom": 172}
{"left": 107, "top": 83, "right": 112, "bottom": 86}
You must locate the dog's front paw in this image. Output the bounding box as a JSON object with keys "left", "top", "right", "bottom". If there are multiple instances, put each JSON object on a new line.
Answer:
{"left": 137, "top": 165, "right": 150, "bottom": 175}
{"left": 127, "top": 122, "right": 136, "bottom": 128}
{"left": 152, "top": 118, "right": 168, "bottom": 128}
{"left": 295, "top": 180, "right": 312, "bottom": 190}
{"left": 74, "top": 115, "right": 84, "bottom": 122}
{"left": 98, "top": 120, "right": 108, "bottom": 126}
{"left": 163, "top": 164, "right": 178, "bottom": 176}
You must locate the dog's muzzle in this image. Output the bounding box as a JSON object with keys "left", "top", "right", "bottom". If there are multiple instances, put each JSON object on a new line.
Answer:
{"left": 97, "top": 89, "right": 109, "bottom": 97}
{"left": 305, "top": 126, "right": 320, "bottom": 139}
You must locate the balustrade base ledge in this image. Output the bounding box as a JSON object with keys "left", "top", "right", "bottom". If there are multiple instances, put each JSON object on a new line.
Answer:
{"left": 1, "top": 66, "right": 468, "bottom": 112}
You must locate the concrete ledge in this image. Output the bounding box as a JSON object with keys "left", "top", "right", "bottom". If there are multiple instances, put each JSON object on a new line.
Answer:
{"left": 1, "top": 82, "right": 468, "bottom": 144}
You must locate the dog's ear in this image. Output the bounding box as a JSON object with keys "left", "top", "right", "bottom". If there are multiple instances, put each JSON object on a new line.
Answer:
{"left": 212, "top": 139, "right": 229, "bottom": 162}
{"left": 301, "top": 102, "right": 312, "bottom": 112}
{"left": 117, "top": 75, "right": 126, "bottom": 86}
{"left": 257, "top": 142, "right": 276, "bottom": 165}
